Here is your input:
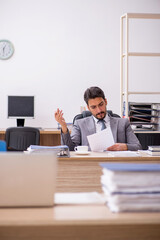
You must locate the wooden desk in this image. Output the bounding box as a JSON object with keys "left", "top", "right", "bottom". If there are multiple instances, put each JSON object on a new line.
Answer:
{"left": 0, "top": 130, "right": 5, "bottom": 141}
{"left": 0, "top": 203, "right": 160, "bottom": 240}
{"left": 57, "top": 152, "right": 160, "bottom": 193}
{"left": 1, "top": 128, "right": 160, "bottom": 193}
{"left": 0, "top": 129, "right": 61, "bottom": 146}
{"left": 39, "top": 129, "right": 61, "bottom": 146}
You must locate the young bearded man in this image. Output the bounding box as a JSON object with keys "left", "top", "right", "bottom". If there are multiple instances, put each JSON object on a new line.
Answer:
{"left": 55, "top": 86, "right": 142, "bottom": 151}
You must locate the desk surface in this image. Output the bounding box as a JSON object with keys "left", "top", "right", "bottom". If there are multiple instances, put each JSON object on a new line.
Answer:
{"left": 0, "top": 203, "right": 160, "bottom": 240}
{"left": 60, "top": 151, "right": 160, "bottom": 161}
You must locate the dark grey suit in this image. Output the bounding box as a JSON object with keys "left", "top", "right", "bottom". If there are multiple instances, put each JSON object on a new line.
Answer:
{"left": 61, "top": 115, "right": 142, "bottom": 151}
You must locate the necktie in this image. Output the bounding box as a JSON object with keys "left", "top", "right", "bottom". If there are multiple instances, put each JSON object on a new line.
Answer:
{"left": 98, "top": 119, "right": 106, "bottom": 130}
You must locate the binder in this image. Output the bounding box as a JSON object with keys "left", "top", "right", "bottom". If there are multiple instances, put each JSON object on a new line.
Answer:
{"left": 100, "top": 162, "right": 160, "bottom": 172}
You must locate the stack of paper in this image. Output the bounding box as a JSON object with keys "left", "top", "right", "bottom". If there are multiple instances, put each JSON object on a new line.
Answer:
{"left": 100, "top": 162, "right": 160, "bottom": 212}
{"left": 54, "top": 192, "right": 106, "bottom": 204}
{"left": 147, "top": 145, "right": 160, "bottom": 156}
{"left": 27, "top": 145, "right": 70, "bottom": 157}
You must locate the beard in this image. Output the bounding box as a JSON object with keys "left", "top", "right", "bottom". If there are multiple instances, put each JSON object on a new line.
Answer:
{"left": 95, "top": 111, "right": 106, "bottom": 119}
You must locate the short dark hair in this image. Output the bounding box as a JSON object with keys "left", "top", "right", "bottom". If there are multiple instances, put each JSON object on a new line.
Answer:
{"left": 84, "top": 86, "right": 105, "bottom": 105}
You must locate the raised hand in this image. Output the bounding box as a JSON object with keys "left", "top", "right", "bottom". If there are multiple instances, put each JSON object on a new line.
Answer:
{"left": 54, "top": 108, "right": 67, "bottom": 133}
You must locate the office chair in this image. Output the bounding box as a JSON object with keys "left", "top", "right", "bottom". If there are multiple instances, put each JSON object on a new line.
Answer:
{"left": 5, "top": 127, "right": 40, "bottom": 151}
{"left": 73, "top": 110, "right": 120, "bottom": 124}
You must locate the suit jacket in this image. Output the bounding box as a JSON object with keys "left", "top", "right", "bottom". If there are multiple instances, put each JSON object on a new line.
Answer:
{"left": 61, "top": 115, "right": 142, "bottom": 151}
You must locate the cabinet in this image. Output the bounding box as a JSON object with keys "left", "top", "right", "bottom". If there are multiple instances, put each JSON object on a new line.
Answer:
{"left": 120, "top": 13, "right": 160, "bottom": 119}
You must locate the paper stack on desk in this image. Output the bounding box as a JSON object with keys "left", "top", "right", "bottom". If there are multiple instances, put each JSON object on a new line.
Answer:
{"left": 100, "top": 162, "right": 160, "bottom": 212}
{"left": 27, "top": 145, "right": 70, "bottom": 157}
{"left": 147, "top": 145, "right": 160, "bottom": 156}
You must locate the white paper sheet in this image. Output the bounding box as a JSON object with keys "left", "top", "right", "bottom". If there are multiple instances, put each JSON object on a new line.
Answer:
{"left": 54, "top": 192, "right": 106, "bottom": 204}
{"left": 87, "top": 128, "right": 114, "bottom": 152}
{"left": 109, "top": 151, "right": 140, "bottom": 157}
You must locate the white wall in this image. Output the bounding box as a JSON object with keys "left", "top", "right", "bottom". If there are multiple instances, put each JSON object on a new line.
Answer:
{"left": 0, "top": 0, "right": 160, "bottom": 128}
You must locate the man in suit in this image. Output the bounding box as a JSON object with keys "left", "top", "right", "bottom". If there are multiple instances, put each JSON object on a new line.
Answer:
{"left": 55, "top": 86, "right": 142, "bottom": 151}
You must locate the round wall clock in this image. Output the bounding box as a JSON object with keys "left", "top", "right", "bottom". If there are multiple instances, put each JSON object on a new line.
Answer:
{"left": 0, "top": 40, "right": 14, "bottom": 60}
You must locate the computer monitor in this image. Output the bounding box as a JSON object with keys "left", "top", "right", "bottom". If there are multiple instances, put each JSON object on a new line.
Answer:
{"left": 8, "top": 96, "right": 34, "bottom": 126}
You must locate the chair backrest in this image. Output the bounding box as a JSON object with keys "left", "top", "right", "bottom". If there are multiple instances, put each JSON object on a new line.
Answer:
{"left": 73, "top": 110, "right": 120, "bottom": 124}
{"left": 5, "top": 127, "right": 40, "bottom": 151}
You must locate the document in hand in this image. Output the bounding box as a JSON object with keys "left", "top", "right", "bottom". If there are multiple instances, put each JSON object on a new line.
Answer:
{"left": 100, "top": 162, "right": 160, "bottom": 212}
{"left": 87, "top": 128, "right": 114, "bottom": 152}
{"left": 27, "top": 145, "right": 70, "bottom": 157}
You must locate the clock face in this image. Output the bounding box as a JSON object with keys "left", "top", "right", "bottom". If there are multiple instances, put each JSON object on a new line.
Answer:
{"left": 0, "top": 40, "right": 14, "bottom": 60}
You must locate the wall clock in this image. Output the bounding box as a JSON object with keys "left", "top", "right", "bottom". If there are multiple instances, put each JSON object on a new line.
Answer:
{"left": 0, "top": 40, "right": 14, "bottom": 60}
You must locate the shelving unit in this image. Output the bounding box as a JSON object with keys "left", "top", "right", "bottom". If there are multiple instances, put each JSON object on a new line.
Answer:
{"left": 120, "top": 13, "right": 160, "bottom": 119}
{"left": 128, "top": 102, "right": 160, "bottom": 130}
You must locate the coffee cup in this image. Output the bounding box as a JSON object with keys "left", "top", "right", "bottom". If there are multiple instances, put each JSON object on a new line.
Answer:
{"left": 74, "top": 146, "right": 88, "bottom": 152}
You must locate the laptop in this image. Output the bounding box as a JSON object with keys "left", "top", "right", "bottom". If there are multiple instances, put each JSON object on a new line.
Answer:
{"left": 0, "top": 152, "right": 57, "bottom": 207}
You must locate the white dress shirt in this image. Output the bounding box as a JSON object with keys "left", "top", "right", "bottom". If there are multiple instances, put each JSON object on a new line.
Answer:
{"left": 93, "top": 114, "right": 111, "bottom": 133}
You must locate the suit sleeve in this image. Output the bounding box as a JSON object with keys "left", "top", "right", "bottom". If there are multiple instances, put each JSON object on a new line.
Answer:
{"left": 125, "top": 119, "right": 142, "bottom": 151}
{"left": 61, "top": 120, "right": 81, "bottom": 151}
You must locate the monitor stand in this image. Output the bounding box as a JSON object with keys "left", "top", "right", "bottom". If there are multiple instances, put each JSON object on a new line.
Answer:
{"left": 17, "top": 119, "right": 25, "bottom": 127}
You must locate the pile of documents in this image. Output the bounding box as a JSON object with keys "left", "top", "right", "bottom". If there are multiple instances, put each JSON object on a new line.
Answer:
{"left": 27, "top": 145, "right": 70, "bottom": 157}
{"left": 147, "top": 145, "right": 160, "bottom": 156}
{"left": 100, "top": 162, "right": 160, "bottom": 212}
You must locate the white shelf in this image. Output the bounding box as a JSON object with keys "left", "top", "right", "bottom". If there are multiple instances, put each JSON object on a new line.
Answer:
{"left": 120, "top": 13, "right": 160, "bottom": 118}
{"left": 123, "top": 91, "right": 160, "bottom": 95}
{"left": 123, "top": 52, "right": 160, "bottom": 57}
{"left": 121, "top": 13, "right": 160, "bottom": 19}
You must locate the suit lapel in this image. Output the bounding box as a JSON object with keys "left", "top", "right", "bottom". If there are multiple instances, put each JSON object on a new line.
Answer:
{"left": 84, "top": 116, "right": 96, "bottom": 135}
{"left": 110, "top": 116, "right": 118, "bottom": 142}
